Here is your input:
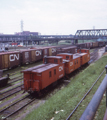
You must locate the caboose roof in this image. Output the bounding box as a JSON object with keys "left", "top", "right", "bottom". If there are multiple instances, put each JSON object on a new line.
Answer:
{"left": 32, "top": 64, "right": 58, "bottom": 73}
{"left": 45, "top": 56, "right": 62, "bottom": 59}
{"left": 21, "top": 63, "right": 51, "bottom": 73}
{"left": 57, "top": 53, "right": 73, "bottom": 55}
{"left": 79, "top": 53, "right": 87, "bottom": 56}
{"left": 62, "top": 46, "right": 76, "bottom": 49}
{"left": 73, "top": 53, "right": 87, "bottom": 59}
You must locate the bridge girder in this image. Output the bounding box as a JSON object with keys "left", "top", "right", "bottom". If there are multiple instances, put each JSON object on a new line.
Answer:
{"left": 75, "top": 29, "right": 107, "bottom": 37}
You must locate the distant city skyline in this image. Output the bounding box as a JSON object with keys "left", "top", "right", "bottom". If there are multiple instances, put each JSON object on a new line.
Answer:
{"left": 0, "top": 0, "right": 107, "bottom": 35}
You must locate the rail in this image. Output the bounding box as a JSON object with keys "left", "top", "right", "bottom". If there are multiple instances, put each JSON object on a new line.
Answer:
{"left": 80, "top": 65, "right": 107, "bottom": 120}
{"left": 66, "top": 68, "right": 105, "bottom": 120}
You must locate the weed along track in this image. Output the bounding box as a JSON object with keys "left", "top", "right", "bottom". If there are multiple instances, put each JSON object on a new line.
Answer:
{"left": 0, "top": 47, "right": 105, "bottom": 120}
{"left": 9, "top": 76, "right": 23, "bottom": 84}
{"left": 66, "top": 69, "right": 105, "bottom": 120}
{"left": 20, "top": 48, "right": 106, "bottom": 120}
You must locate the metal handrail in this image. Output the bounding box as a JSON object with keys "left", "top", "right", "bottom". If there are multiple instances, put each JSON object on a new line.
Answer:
{"left": 80, "top": 65, "right": 107, "bottom": 120}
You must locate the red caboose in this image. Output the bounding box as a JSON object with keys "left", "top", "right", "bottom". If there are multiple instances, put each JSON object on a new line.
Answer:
{"left": 57, "top": 53, "right": 81, "bottom": 74}
{"left": 77, "top": 49, "right": 90, "bottom": 64}
{"left": 22, "top": 56, "right": 65, "bottom": 93}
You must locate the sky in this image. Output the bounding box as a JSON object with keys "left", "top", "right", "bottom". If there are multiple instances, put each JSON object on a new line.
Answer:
{"left": 0, "top": 0, "right": 107, "bottom": 35}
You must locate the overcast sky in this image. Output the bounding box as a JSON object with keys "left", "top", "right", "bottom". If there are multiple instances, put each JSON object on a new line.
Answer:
{"left": 0, "top": 0, "right": 107, "bottom": 35}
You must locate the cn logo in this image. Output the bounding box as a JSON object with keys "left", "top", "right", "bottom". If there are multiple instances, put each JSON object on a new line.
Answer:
{"left": 70, "top": 62, "right": 73, "bottom": 66}
{"left": 59, "top": 66, "right": 63, "bottom": 71}
{"left": 10, "top": 54, "right": 19, "bottom": 61}
{"left": 36, "top": 50, "right": 42, "bottom": 56}
{"left": 52, "top": 48, "right": 56, "bottom": 53}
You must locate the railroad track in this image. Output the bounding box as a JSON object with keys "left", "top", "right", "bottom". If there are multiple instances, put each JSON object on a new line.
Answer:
{"left": 0, "top": 85, "right": 23, "bottom": 101}
{"left": 0, "top": 95, "right": 36, "bottom": 120}
{"left": 10, "top": 71, "right": 21, "bottom": 76}
{"left": 0, "top": 48, "right": 102, "bottom": 120}
{"left": 66, "top": 69, "right": 105, "bottom": 120}
{"left": 9, "top": 76, "right": 23, "bottom": 84}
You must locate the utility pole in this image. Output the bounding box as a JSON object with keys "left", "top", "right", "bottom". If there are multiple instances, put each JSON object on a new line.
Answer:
{"left": 21, "top": 20, "right": 23, "bottom": 32}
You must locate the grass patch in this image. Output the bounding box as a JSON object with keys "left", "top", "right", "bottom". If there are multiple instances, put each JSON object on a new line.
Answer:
{"left": 23, "top": 55, "right": 107, "bottom": 120}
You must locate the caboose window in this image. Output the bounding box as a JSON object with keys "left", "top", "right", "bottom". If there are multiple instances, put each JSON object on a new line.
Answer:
{"left": 49, "top": 71, "right": 51, "bottom": 77}
{"left": 77, "top": 59, "right": 78, "bottom": 64}
{"left": 54, "top": 59, "right": 58, "bottom": 63}
{"left": 54, "top": 69, "right": 56, "bottom": 75}
{"left": 75, "top": 60, "right": 76, "bottom": 64}
{"left": 60, "top": 59, "right": 62, "bottom": 62}
{"left": 66, "top": 56, "right": 69, "bottom": 59}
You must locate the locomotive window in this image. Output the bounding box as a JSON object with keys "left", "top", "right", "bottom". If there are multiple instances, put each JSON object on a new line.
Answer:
{"left": 85, "top": 50, "right": 87, "bottom": 52}
{"left": 49, "top": 71, "right": 52, "bottom": 77}
{"left": 77, "top": 59, "right": 78, "bottom": 64}
{"left": 54, "top": 69, "right": 56, "bottom": 75}
{"left": 54, "top": 59, "right": 58, "bottom": 63}
{"left": 66, "top": 56, "right": 69, "bottom": 59}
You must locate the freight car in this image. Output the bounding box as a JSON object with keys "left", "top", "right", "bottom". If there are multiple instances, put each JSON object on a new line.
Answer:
{"left": 105, "top": 45, "right": 107, "bottom": 52}
{"left": 0, "top": 70, "right": 9, "bottom": 88}
{"left": 57, "top": 46, "right": 77, "bottom": 54}
{"left": 22, "top": 56, "right": 65, "bottom": 93}
{"left": 0, "top": 40, "right": 105, "bottom": 70}
{"left": 22, "top": 49, "right": 90, "bottom": 94}
{"left": 0, "top": 51, "right": 20, "bottom": 69}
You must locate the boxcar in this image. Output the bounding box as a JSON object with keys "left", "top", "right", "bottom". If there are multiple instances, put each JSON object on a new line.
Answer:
{"left": 0, "top": 74, "right": 9, "bottom": 88}
{"left": 49, "top": 47, "right": 57, "bottom": 56}
{"left": 0, "top": 51, "right": 20, "bottom": 69}
{"left": 98, "top": 41, "right": 104, "bottom": 47}
{"left": 85, "top": 42, "right": 91, "bottom": 49}
{"left": 62, "top": 46, "right": 77, "bottom": 53}
{"left": 76, "top": 43, "right": 86, "bottom": 49}
{"left": 20, "top": 50, "right": 31, "bottom": 65}
{"left": 42, "top": 47, "right": 49, "bottom": 57}
{"left": 30, "top": 48, "right": 43, "bottom": 62}
{"left": 92, "top": 42, "right": 98, "bottom": 48}
{"left": 56, "top": 46, "right": 77, "bottom": 54}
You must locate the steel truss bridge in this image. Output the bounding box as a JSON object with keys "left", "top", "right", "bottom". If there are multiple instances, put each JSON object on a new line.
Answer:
{"left": 75, "top": 29, "right": 107, "bottom": 40}
{"left": 0, "top": 29, "right": 107, "bottom": 44}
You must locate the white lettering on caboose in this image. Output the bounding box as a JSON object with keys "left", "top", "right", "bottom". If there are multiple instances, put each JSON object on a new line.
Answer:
{"left": 10, "top": 54, "right": 19, "bottom": 61}
{"left": 59, "top": 66, "right": 63, "bottom": 71}
{"left": 70, "top": 62, "right": 73, "bottom": 66}
{"left": 36, "top": 50, "right": 41, "bottom": 56}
